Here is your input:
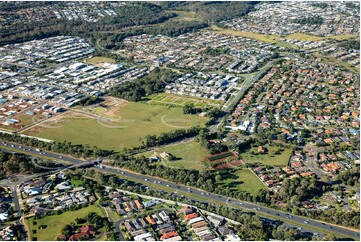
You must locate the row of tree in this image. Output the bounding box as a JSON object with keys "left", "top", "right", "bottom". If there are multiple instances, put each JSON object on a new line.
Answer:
{"left": 0, "top": 133, "right": 112, "bottom": 158}
{"left": 108, "top": 67, "right": 180, "bottom": 101}
{"left": 72, "top": 168, "right": 316, "bottom": 241}
{"left": 0, "top": 151, "right": 40, "bottom": 176}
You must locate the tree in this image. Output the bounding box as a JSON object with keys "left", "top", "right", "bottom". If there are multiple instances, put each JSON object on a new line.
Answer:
{"left": 183, "top": 103, "right": 197, "bottom": 114}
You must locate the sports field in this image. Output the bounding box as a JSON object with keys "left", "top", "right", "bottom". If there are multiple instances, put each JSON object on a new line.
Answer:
{"left": 138, "top": 140, "right": 210, "bottom": 170}
{"left": 27, "top": 205, "right": 102, "bottom": 241}
{"left": 22, "top": 100, "right": 207, "bottom": 151}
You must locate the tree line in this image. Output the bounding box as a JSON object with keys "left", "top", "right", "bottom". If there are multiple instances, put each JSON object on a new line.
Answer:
{"left": 108, "top": 67, "right": 180, "bottom": 101}
{"left": 0, "top": 133, "right": 112, "bottom": 158}
{"left": 73, "top": 168, "right": 316, "bottom": 241}
{"left": 0, "top": 151, "right": 40, "bottom": 177}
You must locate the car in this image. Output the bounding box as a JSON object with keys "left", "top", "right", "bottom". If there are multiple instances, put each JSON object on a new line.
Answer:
{"left": 276, "top": 213, "right": 280, "bottom": 216}
{"left": 59, "top": 156, "right": 63, "bottom": 159}
{"left": 120, "top": 171, "right": 124, "bottom": 175}
{"left": 166, "top": 184, "right": 170, "bottom": 187}
{"left": 257, "top": 208, "right": 260, "bottom": 210}
{"left": 304, "top": 221, "right": 309, "bottom": 224}
{"left": 206, "top": 193, "right": 209, "bottom": 195}
{"left": 154, "top": 181, "right": 157, "bottom": 183}
{"left": 157, "top": 181, "right": 161, "bottom": 184}
{"left": 201, "top": 192, "right": 204, "bottom": 195}
{"left": 145, "top": 178, "right": 148, "bottom": 181}
{"left": 239, "top": 202, "right": 243, "bottom": 205}
{"left": 253, "top": 208, "right": 257, "bottom": 210}
{"left": 187, "top": 187, "right": 191, "bottom": 190}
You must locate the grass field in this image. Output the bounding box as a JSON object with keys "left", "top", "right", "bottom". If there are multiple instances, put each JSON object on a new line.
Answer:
{"left": 165, "top": 10, "right": 199, "bottom": 21}
{"left": 138, "top": 140, "right": 210, "bottom": 170}
{"left": 27, "top": 205, "right": 103, "bottom": 241}
{"left": 218, "top": 169, "right": 266, "bottom": 195}
{"left": 147, "top": 93, "right": 223, "bottom": 108}
{"left": 210, "top": 25, "right": 280, "bottom": 43}
{"left": 240, "top": 145, "right": 292, "bottom": 167}
{"left": 23, "top": 102, "right": 207, "bottom": 151}
{"left": 211, "top": 26, "right": 356, "bottom": 44}
{"left": 313, "top": 53, "right": 359, "bottom": 73}
{"left": 285, "top": 33, "right": 357, "bottom": 41}
{"left": 85, "top": 56, "right": 115, "bottom": 63}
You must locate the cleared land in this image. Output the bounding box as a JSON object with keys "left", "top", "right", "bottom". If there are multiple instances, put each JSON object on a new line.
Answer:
{"left": 147, "top": 93, "right": 223, "bottom": 108}
{"left": 285, "top": 32, "right": 356, "bottom": 41}
{"left": 211, "top": 26, "right": 355, "bottom": 44}
{"left": 27, "top": 205, "right": 102, "bottom": 241}
{"left": 23, "top": 100, "right": 207, "bottom": 151}
{"left": 139, "top": 140, "right": 210, "bottom": 170}
{"left": 210, "top": 25, "right": 280, "bottom": 43}
{"left": 218, "top": 169, "right": 266, "bottom": 195}
{"left": 85, "top": 56, "right": 115, "bottom": 63}
{"left": 240, "top": 145, "right": 292, "bottom": 167}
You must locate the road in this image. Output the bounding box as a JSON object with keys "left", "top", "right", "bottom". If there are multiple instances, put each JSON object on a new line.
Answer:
{"left": 0, "top": 140, "right": 359, "bottom": 240}
{"left": 208, "top": 57, "right": 284, "bottom": 133}
{"left": 96, "top": 165, "right": 359, "bottom": 240}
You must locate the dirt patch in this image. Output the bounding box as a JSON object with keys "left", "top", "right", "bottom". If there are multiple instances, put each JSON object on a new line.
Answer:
{"left": 214, "top": 160, "right": 244, "bottom": 170}
{"left": 102, "top": 97, "right": 128, "bottom": 117}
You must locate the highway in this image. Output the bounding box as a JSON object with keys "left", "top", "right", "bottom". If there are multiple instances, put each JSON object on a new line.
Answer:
{"left": 0, "top": 140, "right": 359, "bottom": 240}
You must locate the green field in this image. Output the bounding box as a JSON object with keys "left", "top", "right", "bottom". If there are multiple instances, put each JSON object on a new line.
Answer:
{"left": 218, "top": 169, "right": 266, "bottom": 195}
{"left": 165, "top": 10, "right": 199, "bottom": 21}
{"left": 147, "top": 93, "right": 223, "bottom": 108}
{"left": 23, "top": 102, "right": 207, "bottom": 151}
{"left": 285, "top": 32, "right": 356, "bottom": 41}
{"left": 85, "top": 56, "right": 115, "bottom": 63}
{"left": 210, "top": 25, "right": 280, "bottom": 43}
{"left": 240, "top": 145, "right": 292, "bottom": 167}
{"left": 138, "top": 140, "right": 210, "bottom": 170}
{"left": 27, "top": 205, "right": 103, "bottom": 241}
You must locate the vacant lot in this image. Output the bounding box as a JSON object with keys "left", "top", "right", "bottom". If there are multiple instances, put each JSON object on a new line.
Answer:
{"left": 23, "top": 102, "right": 207, "bottom": 151}
{"left": 147, "top": 93, "right": 222, "bottom": 108}
{"left": 139, "top": 140, "right": 210, "bottom": 170}
{"left": 85, "top": 56, "right": 115, "bottom": 63}
{"left": 285, "top": 33, "right": 357, "bottom": 41}
{"left": 27, "top": 205, "right": 102, "bottom": 241}
{"left": 218, "top": 169, "right": 266, "bottom": 195}
{"left": 210, "top": 25, "right": 280, "bottom": 43}
{"left": 240, "top": 145, "right": 292, "bottom": 167}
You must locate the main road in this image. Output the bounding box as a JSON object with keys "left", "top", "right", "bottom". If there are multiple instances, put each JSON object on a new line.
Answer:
{"left": 0, "top": 140, "right": 359, "bottom": 240}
